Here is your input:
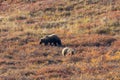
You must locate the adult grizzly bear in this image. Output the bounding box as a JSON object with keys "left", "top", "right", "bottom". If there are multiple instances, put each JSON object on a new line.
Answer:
{"left": 62, "top": 47, "right": 76, "bottom": 56}
{"left": 39, "top": 34, "right": 62, "bottom": 46}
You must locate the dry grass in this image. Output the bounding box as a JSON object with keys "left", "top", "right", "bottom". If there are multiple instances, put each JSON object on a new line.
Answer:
{"left": 0, "top": 0, "right": 120, "bottom": 80}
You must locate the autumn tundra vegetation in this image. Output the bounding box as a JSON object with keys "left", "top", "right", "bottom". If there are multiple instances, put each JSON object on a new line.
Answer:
{"left": 0, "top": 0, "right": 120, "bottom": 80}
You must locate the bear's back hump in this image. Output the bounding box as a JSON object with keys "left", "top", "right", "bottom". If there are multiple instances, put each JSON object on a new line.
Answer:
{"left": 48, "top": 34, "right": 59, "bottom": 39}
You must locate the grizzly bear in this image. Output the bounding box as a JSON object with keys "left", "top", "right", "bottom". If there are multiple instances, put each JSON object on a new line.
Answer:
{"left": 62, "top": 47, "right": 76, "bottom": 56}
{"left": 39, "top": 34, "right": 62, "bottom": 46}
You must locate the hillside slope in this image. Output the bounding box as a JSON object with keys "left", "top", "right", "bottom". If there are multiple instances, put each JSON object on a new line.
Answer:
{"left": 0, "top": 0, "right": 120, "bottom": 80}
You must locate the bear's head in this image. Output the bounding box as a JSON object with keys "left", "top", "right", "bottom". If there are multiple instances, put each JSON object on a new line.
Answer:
{"left": 40, "top": 38, "right": 46, "bottom": 44}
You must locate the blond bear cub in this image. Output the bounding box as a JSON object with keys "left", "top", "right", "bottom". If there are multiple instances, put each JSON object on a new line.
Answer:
{"left": 62, "top": 47, "right": 76, "bottom": 56}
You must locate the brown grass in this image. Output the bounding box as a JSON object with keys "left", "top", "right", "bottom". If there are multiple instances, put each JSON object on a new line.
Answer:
{"left": 0, "top": 0, "right": 120, "bottom": 80}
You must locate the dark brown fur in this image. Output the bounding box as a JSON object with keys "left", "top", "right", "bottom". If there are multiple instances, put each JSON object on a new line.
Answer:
{"left": 40, "top": 34, "right": 62, "bottom": 46}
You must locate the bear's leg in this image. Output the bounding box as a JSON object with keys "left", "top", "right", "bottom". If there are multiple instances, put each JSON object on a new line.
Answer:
{"left": 44, "top": 42, "right": 48, "bottom": 46}
{"left": 54, "top": 42, "right": 57, "bottom": 46}
{"left": 50, "top": 42, "right": 53, "bottom": 46}
{"left": 58, "top": 41, "right": 62, "bottom": 46}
